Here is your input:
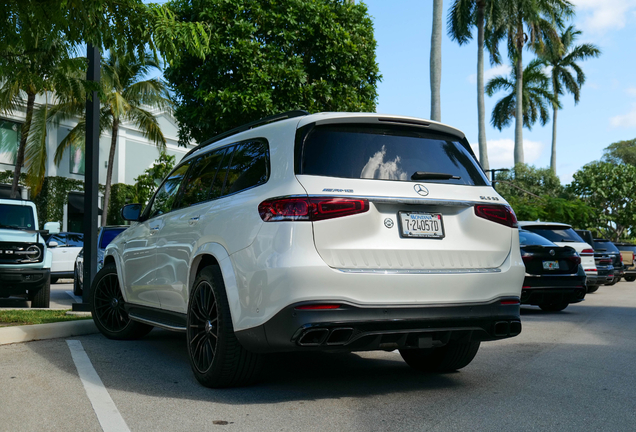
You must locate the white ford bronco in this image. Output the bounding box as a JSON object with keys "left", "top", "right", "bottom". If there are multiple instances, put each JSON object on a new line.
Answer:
{"left": 0, "top": 198, "right": 60, "bottom": 307}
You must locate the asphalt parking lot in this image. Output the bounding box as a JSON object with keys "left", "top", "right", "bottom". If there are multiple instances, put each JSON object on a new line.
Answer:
{"left": 2, "top": 281, "right": 636, "bottom": 432}
{"left": 0, "top": 279, "right": 80, "bottom": 310}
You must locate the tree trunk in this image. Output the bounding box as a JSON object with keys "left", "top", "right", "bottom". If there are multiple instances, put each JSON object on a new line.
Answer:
{"left": 476, "top": 2, "right": 489, "bottom": 174}
{"left": 430, "top": 0, "right": 443, "bottom": 122}
{"left": 101, "top": 119, "right": 119, "bottom": 226}
{"left": 550, "top": 74, "right": 558, "bottom": 175}
{"left": 11, "top": 91, "right": 36, "bottom": 199}
{"left": 514, "top": 22, "right": 524, "bottom": 165}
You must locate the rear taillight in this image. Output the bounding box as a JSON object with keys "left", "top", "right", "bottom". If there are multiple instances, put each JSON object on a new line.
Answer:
{"left": 521, "top": 252, "right": 533, "bottom": 264}
{"left": 620, "top": 254, "right": 624, "bottom": 262}
{"left": 258, "top": 197, "right": 369, "bottom": 222}
{"left": 474, "top": 204, "right": 518, "bottom": 228}
{"left": 580, "top": 248, "right": 594, "bottom": 256}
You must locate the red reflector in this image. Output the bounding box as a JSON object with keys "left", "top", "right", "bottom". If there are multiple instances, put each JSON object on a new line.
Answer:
{"left": 295, "top": 304, "right": 340, "bottom": 310}
{"left": 474, "top": 204, "right": 518, "bottom": 228}
{"left": 580, "top": 248, "right": 594, "bottom": 255}
{"left": 259, "top": 197, "right": 369, "bottom": 222}
{"left": 501, "top": 299, "right": 520, "bottom": 305}
{"left": 522, "top": 286, "right": 531, "bottom": 289}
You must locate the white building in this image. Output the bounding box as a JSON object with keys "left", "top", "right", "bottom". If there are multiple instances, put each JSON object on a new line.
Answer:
{"left": 0, "top": 93, "right": 192, "bottom": 230}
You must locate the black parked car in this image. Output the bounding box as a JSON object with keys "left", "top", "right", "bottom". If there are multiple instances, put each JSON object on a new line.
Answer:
{"left": 575, "top": 230, "right": 623, "bottom": 290}
{"left": 519, "top": 230, "right": 587, "bottom": 312}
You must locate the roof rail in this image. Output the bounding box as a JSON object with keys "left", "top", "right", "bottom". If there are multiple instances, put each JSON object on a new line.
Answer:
{"left": 184, "top": 110, "right": 309, "bottom": 158}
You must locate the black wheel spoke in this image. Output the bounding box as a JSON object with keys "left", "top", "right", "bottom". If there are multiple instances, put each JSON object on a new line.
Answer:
{"left": 94, "top": 271, "right": 129, "bottom": 332}
{"left": 188, "top": 280, "right": 219, "bottom": 373}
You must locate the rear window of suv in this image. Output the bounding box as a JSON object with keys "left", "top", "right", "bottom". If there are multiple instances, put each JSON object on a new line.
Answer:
{"left": 523, "top": 226, "right": 585, "bottom": 244}
{"left": 298, "top": 125, "right": 488, "bottom": 186}
{"left": 593, "top": 239, "right": 620, "bottom": 253}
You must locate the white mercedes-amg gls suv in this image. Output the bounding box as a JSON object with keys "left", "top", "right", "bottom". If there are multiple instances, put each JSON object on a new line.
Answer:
{"left": 91, "top": 111, "right": 525, "bottom": 388}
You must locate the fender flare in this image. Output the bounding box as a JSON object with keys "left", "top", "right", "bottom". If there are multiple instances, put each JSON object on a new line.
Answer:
{"left": 188, "top": 243, "right": 241, "bottom": 326}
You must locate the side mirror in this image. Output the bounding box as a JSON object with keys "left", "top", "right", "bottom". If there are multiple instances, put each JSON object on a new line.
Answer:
{"left": 48, "top": 241, "right": 59, "bottom": 248}
{"left": 44, "top": 221, "right": 60, "bottom": 235}
{"left": 121, "top": 204, "right": 143, "bottom": 222}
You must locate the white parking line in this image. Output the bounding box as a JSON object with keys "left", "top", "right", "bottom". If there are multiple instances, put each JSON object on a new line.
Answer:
{"left": 66, "top": 340, "right": 131, "bottom": 432}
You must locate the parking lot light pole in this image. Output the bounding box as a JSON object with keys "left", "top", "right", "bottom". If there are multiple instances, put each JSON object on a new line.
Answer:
{"left": 72, "top": 45, "right": 100, "bottom": 312}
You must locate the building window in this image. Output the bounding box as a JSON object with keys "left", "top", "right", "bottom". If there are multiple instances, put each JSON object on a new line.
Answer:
{"left": 69, "top": 141, "right": 85, "bottom": 174}
{"left": 0, "top": 120, "right": 21, "bottom": 165}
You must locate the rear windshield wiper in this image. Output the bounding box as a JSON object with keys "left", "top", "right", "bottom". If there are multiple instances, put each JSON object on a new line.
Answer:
{"left": 411, "top": 171, "right": 461, "bottom": 180}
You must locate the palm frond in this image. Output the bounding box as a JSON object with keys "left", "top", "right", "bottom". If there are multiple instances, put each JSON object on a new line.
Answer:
{"left": 54, "top": 121, "right": 85, "bottom": 166}
{"left": 24, "top": 104, "right": 49, "bottom": 196}
{"left": 447, "top": 0, "right": 475, "bottom": 45}
{"left": 127, "top": 106, "right": 166, "bottom": 149}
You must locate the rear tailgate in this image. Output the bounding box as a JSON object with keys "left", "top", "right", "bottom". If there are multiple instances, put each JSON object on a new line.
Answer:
{"left": 294, "top": 122, "right": 514, "bottom": 271}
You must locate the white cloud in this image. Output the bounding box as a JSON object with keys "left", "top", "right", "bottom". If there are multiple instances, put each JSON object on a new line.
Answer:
{"left": 571, "top": 0, "right": 636, "bottom": 33}
{"left": 627, "top": 87, "right": 636, "bottom": 97}
{"left": 470, "top": 138, "right": 544, "bottom": 169}
{"left": 610, "top": 104, "right": 636, "bottom": 128}
{"left": 467, "top": 64, "right": 512, "bottom": 85}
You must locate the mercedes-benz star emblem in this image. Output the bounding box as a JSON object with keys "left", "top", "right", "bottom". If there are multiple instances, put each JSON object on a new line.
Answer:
{"left": 549, "top": 249, "right": 555, "bottom": 256}
{"left": 414, "top": 184, "right": 429, "bottom": 196}
{"left": 384, "top": 218, "right": 394, "bottom": 228}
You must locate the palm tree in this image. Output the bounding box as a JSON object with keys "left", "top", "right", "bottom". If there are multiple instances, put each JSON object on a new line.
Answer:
{"left": 447, "top": 0, "right": 503, "bottom": 174}
{"left": 538, "top": 26, "right": 600, "bottom": 174}
{"left": 0, "top": 36, "right": 84, "bottom": 197}
{"left": 489, "top": 0, "right": 573, "bottom": 165}
{"left": 55, "top": 49, "right": 171, "bottom": 225}
{"left": 486, "top": 59, "right": 557, "bottom": 132}
{"left": 430, "top": 0, "right": 443, "bottom": 122}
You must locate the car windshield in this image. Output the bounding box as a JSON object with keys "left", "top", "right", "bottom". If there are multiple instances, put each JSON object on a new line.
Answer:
{"left": 299, "top": 125, "right": 488, "bottom": 186}
{"left": 523, "top": 226, "right": 585, "bottom": 243}
{"left": 0, "top": 204, "right": 35, "bottom": 230}
{"left": 519, "top": 230, "right": 556, "bottom": 246}
{"left": 100, "top": 228, "right": 126, "bottom": 249}
{"left": 594, "top": 240, "right": 620, "bottom": 253}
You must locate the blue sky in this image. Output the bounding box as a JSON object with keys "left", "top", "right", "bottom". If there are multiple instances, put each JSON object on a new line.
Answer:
{"left": 363, "top": 0, "right": 636, "bottom": 183}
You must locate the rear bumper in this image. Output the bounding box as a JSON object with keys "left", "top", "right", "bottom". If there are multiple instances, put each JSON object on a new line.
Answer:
{"left": 521, "top": 273, "right": 586, "bottom": 305}
{"left": 235, "top": 297, "right": 521, "bottom": 354}
{"left": 0, "top": 268, "right": 50, "bottom": 295}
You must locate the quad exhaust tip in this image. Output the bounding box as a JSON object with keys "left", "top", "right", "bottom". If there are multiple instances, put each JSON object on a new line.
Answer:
{"left": 494, "top": 320, "right": 522, "bottom": 337}
{"left": 298, "top": 327, "right": 354, "bottom": 346}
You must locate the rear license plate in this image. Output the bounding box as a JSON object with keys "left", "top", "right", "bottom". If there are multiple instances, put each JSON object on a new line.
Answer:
{"left": 543, "top": 261, "right": 560, "bottom": 270}
{"left": 399, "top": 212, "right": 444, "bottom": 238}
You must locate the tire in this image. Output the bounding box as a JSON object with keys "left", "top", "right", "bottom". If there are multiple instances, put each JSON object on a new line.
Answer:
{"left": 30, "top": 276, "right": 51, "bottom": 308}
{"left": 187, "top": 265, "right": 262, "bottom": 388}
{"left": 399, "top": 341, "right": 481, "bottom": 373}
{"left": 606, "top": 277, "right": 618, "bottom": 286}
{"left": 50, "top": 277, "right": 59, "bottom": 284}
{"left": 625, "top": 275, "right": 636, "bottom": 282}
{"left": 73, "top": 266, "right": 83, "bottom": 296}
{"left": 539, "top": 302, "right": 569, "bottom": 312}
{"left": 587, "top": 285, "right": 599, "bottom": 293}
{"left": 90, "top": 263, "right": 152, "bottom": 340}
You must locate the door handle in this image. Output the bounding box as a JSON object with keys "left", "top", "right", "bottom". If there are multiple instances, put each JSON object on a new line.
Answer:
{"left": 188, "top": 216, "right": 200, "bottom": 226}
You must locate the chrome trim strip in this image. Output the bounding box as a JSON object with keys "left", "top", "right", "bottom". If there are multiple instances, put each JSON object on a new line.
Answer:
{"left": 128, "top": 313, "right": 187, "bottom": 333}
{"left": 335, "top": 267, "right": 501, "bottom": 275}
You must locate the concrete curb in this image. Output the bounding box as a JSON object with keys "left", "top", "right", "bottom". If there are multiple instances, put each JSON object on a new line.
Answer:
{"left": 0, "top": 319, "right": 99, "bottom": 345}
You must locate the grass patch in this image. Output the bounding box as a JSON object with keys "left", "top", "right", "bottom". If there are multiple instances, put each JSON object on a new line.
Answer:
{"left": 0, "top": 310, "right": 91, "bottom": 326}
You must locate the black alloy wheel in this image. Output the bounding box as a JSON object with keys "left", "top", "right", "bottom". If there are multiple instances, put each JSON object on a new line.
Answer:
{"left": 186, "top": 265, "right": 262, "bottom": 388}
{"left": 90, "top": 263, "right": 152, "bottom": 340}
{"left": 188, "top": 280, "right": 219, "bottom": 374}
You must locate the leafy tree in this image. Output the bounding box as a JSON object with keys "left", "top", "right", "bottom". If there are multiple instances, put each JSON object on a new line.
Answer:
{"left": 448, "top": 0, "right": 503, "bottom": 173}
{"left": 569, "top": 162, "right": 636, "bottom": 240}
{"left": 54, "top": 49, "right": 171, "bottom": 226}
{"left": 165, "top": 0, "right": 381, "bottom": 145}
{"left": 603, "top": 138, "right": 636, "bottom": 166}
{"left": 486, "top": 59, "right": 556, "bottom": 131}
{"left": 495, "top": 163, "right": 596, "bottom": 228}
{"left": 133, "top": 152, "right": 176, "bottom": 208}
{"left": 538, "top": 26, "right": 600, "bottom": 174}
{"left": 430, "top": 0, "right": 443, "bottom": 122}
{"left": 488, "top": 0, "right": 573, "bottom": 165}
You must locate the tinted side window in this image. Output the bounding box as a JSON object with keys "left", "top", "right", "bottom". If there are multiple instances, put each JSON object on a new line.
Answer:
{"left": 48, "top": 234, "right": 66, "bottom": 246}
{"left": 222, "top": 141, "right": 269, "bottom": 196}
{"left": 178, "top": 148, "right": 227, "bottom": 208}
{"left": 210, "top": 147, "right": 231, "bottom": 200}
{"left": 149, "top": 162, "right": 191, "bottom": 218}
{"left": 524, "top": 227, "right": 585, "bottom": 243}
